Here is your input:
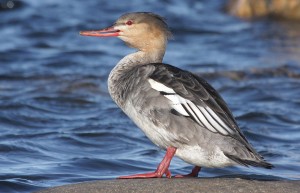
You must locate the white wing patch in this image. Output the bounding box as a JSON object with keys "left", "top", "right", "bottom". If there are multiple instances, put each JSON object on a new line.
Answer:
{"left": 148, "top": 78, "right": 234, "bottom": 136}
{"left": 148, "top": 79, "right": 175, "bottom": 94}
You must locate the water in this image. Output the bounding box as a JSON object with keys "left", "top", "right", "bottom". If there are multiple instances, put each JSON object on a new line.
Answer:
{"left": 1, "top": 0, "right": 300, "bottom": 192}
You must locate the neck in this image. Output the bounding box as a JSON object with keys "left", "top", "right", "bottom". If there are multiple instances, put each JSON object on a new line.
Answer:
{"left": 119, "top": 49, "right": 165, "bottom": 67}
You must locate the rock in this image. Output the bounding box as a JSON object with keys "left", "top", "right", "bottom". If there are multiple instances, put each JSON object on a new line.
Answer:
{"left": 35, "top": 178, "right": 300, "bottom": 193}
{"left": 227, "top": 0, "right": 300, "bottom": 20}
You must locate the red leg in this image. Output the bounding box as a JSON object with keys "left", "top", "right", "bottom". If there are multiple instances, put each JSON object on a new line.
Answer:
{"left": 175, "top": 166, "right": 201, "bottom": 178}
{"left": 118, "top": 147, "right": 177, "bottom": 179}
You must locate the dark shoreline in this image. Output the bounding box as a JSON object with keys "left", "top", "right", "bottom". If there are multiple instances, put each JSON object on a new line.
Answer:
{"left": 36, "top": 178, "right": 300, "bottom": 193}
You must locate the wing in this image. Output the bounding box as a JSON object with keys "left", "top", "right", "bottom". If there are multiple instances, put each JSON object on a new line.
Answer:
{"left": 146, "top": 63, "right": 253, "bottom": 148}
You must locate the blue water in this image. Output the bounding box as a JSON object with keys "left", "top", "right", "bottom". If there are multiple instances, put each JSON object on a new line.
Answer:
{"left": 1, "top": 0, "right": 300, "bottom": 192}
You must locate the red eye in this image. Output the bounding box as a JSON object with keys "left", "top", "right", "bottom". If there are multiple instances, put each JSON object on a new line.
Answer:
{"left": 126, "top": 20, "right": 133, "bottom": 25}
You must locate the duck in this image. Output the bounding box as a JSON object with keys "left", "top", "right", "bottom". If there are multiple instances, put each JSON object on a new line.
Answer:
{"left": 80, "top": 12, "right": 273, "bottom": 178}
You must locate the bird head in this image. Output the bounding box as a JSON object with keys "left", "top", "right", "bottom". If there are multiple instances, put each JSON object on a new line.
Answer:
{"left": 80, "top": 12, "right": 172, "bottom": 52}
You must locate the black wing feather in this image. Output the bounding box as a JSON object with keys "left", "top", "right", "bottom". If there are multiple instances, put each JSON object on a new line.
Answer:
{"left": 148, "top": 63, "right": 255, "bottom": 152}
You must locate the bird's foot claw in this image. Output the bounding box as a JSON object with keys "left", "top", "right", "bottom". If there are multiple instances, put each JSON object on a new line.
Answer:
{"left": 118, "top": 169, "right": 172, "bottom": 179}
{"left": 174, "top": 166, "right": 201, "bottom": 178}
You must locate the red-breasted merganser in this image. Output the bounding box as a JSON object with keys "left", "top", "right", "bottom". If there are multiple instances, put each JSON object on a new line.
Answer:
{"left": 80, "top": 12, "right": 273, "bottom": 178}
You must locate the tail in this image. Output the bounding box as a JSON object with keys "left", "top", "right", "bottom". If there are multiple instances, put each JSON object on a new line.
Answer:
{"left": 225, "top": 154, "right": 274, "bottom": 169}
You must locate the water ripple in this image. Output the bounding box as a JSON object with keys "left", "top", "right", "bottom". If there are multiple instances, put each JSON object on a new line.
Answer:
{"left": 0, "top": 0, "right": 300, "bottom": 192}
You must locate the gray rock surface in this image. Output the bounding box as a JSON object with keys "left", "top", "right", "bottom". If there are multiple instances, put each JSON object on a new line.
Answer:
{"left": 36, "top": 178, "right": 300, "bottom": 193}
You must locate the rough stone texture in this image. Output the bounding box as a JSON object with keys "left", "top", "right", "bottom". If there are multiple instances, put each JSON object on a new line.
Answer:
{"left": 36, "top": 178, "right": 300, "bottom": 193}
